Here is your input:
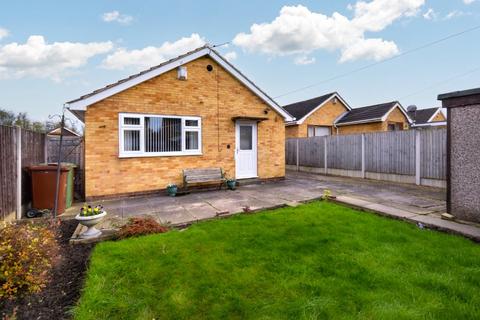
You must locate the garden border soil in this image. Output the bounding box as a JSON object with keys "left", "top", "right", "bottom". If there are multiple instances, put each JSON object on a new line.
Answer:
{"left": 1, "top": 220, "right": 93, "bottom": 320}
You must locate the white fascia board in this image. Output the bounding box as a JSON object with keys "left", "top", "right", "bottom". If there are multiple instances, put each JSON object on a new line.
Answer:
{"left": 67, "top": 48, "right": 211, "bottom": 111}
{"left": 67, "top": 47, "right": 294, "bottom": 122}
{"left": 208, "top": 50, "right": 294, "bottom": 121}
{"left": 381, "top": 102, "right": 413, "bottom": 124}
{"left": 335, "top": 117, "right": 383, "bottom": 126}
{"left": 426, "top": 107, "right": 443, "bottom": 123}
{"left": 411, "top": 121, "right": 446, "bottom": 127}
{"left": 296, "top": 93, "right": 349, "bottom": 125}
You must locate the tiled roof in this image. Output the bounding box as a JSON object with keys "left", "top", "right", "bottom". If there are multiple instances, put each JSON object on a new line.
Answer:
{"left": 282, "top": 92, "right": 336, "bottom": 120}
{"left": 336, "top": 101, "right": 397, "bottom": 124}
{"left": 408, "top": 107, "right": 440, "bottom": 124}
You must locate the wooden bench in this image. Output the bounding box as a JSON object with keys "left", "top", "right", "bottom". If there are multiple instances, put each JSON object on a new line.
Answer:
{"left": 183, "top": 168, "right": 225, "bottom": 190}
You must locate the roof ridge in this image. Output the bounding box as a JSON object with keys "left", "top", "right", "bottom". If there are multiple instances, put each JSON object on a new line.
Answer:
{"left": 283, "top": 92, "right": 336, "bottom": 108}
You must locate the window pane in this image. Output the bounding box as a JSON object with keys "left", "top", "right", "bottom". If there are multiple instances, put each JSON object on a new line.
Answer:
{"left": 240, "top": 126, "right": 253, "bottom": 150}
{"left": 185, "top": 120, "right": 198, "bottom": 127}
{"left": 185, "top": 131, "right": 199, "bottom": 150}
{"left": 145, "top": 117, "right": 181, "bottom": 152}
{"left": 307, "top": 127, "right": 314, "bottom": 137}
{"left": 124, "top": 117, "right": 140, "bottom": 125}
{"left": 124, "top": 130, "right": 140, "bottom": 151}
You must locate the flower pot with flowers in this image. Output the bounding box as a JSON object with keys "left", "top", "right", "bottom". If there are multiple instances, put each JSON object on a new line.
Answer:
{"left": 75, "top": 204, "right": 107, "bottom": 239}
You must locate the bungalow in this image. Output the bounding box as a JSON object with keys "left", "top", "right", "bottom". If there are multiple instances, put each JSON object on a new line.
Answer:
{"left": 283, "top": 92, "right": 351, "bottom": 138}
{"left": 407, "top": 107, "right": 446, "bottom": 128}
{"left": 67, "top": 45, "right": 294, "bottom": 199}
{"left": 334, "top": 101, "right": 412, "bottom": 135}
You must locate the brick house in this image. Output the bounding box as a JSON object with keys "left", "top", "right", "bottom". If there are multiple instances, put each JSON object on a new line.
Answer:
{"left": 67, "top": 46, "right": 294, "bottom": 199}
{"left": 334, "top": 101, "right": 412, "bottom": 134}
{"left": 408, "top": 107, "right": 446, "bottom": 128}
{"left": 283, "top": 92, "right": 351, "bottom": 138}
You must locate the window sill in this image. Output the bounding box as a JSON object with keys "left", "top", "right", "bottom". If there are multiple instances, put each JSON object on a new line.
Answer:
{"left": 118, "top": 152, "right": 203, "bottom": 159}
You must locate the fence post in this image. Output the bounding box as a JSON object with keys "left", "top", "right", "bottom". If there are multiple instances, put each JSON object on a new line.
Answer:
{"left": 44, "top": 134, "right": 48, "bottom": 163}
{"left": 16, "top": 126, "right": 22, "bottom": 220}
{"left": 415, "top": 130, "right": 421, "bottom": 185}
{"left": 324, "top": 137, "right": 327, "bottom": 175}
{"left": 361, "top": 133, "right": 366, "bottom": 179}
{"left": 295, "top": 139, "right": 299, "bottom": 171}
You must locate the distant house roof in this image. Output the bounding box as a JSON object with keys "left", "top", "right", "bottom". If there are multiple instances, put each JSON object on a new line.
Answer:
{"left": 66, "top": 45, "right": 294, "bottom": 122}
{"left": 408, "top": 107, "right": 445, "bottom": 125}
{"left": 47, "top": 127, "right": 81, "bottom": 137}
{"left": 335, "top": 101, "right": 411, "bottom": 126}
{"left": 282, "top": 92, "right": 351, "bottom": 125}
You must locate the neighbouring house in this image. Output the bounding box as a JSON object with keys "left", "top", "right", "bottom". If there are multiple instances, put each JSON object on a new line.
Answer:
{"left": 47, "top": 127, "right": 81, "bottom": 137}
{"left": 283, "top": 92, "right": 351, "bottom": 138}
{"left": 334, "top": 101, "right": 412, "bottom": 135}
{"left": 438, "top": 87, "right": 480, "bottom": 223}
{"left": 407, "top": 107, "right": 447, "bottom": 128}
{"left": 67, "top": 46, "right": 294, "bottom": 200}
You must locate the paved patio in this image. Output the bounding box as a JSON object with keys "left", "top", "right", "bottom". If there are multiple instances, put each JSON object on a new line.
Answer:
{"left": 67, "top": 171, "right": 480, "bottom": 242}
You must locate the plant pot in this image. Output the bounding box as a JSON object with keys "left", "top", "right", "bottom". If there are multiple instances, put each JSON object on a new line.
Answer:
{"left": 167, "top": 185, "right": 178, "bottom": 197}
{"left": 226, "top": 180, "right": 236, "bottom": 190}
{"left": 75, "top": 211, "right": 107, "bottom": 239}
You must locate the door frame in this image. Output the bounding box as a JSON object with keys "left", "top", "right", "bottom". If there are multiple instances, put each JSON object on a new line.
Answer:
{"left": 235, "top": 120, "right": 258, "bottom": 179}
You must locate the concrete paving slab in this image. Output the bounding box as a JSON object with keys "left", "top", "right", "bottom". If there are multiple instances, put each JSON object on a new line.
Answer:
{"left": 71, "top": 170, "right": 480, "bottom": 243}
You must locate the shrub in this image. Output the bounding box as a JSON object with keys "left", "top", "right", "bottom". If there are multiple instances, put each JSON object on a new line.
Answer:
{"left": 117, "top": 217, "right": 169, "bottom": 239}
{"left": 0, "top": 221, "right": 59, "bottom": 299}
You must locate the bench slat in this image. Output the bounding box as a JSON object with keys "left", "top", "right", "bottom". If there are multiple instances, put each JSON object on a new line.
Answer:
{"left": 186, "top": 176, "right": 223, "bottom": 182}
{"left": 184, "top": 168, "right": 221, "bottom": 176}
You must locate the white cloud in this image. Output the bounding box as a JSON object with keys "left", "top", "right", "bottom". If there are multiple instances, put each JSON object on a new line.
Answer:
{"left": 0, "top": 27, "right": 9, "bottom": 40}
{"left": 102, "top": 33, "right": 205, "bottom": 70}
{"left": 0, "top": 35, "right": 113, "bottom": 80}
{"left": 444, "top": 10, "right": 470, "bottom": 19}
{"left": 463, "top": 0, "right": 476, "bottom": 4}
{"left": 423, "top": 8, "right": 437, "bottom": 20}
{"left": 102, "top": 11, "right": 133, "bottom": 25}
{"left": 233, "top": 0, "right": 425, "bottom": 63}
{"left": 224, "top": 51, "right": 237, "bottom": 62}
{"left": 294, "top": 55, "right": 316, "bottom": 65}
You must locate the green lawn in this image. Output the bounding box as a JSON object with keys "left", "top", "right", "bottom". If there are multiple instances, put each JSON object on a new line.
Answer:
{"left": 74, "top": 201, "right": 480, "bottom": 320}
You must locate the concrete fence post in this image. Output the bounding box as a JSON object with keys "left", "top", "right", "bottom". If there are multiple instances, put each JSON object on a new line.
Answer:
{"left": 361, "top": 133, "right": 366, "bottom": 179}
{"left": 415, "top": 130, "right": 421, "bottom": 185}
{"left": 295, "top": 139, "right": 299, "bottom": 171}
{"left": 16, "top": 126, "right": 22, "bottom": 220}
{"left": 324, "top": 137, "right": 328, "bottom": 175}
{"left": 44, "top": 134, "right": 48, "bottom": 163}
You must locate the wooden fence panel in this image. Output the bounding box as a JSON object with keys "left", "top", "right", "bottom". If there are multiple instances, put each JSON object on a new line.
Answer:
{"left": 298, "top": 137, "right": 325, "bottom": 168}
{"left": 365, "top": 130, "right": 415, "bottom": 175}
{"left": 0, "top": 126, "right": 17, "bottom": 220}
{"left": 420, "top": 128, "right": 446, "bottom": 179}
{"left": 285, "top": 139, "right": 297, "bottom": 165}
{"left": 47, "top": 136, "right": 84, "bottom": 199}
{"left": 326, "top": 134, "right": 362, "bottom": 170}
{"left": 21, "top": 129, "right": 46, "bottom": 205}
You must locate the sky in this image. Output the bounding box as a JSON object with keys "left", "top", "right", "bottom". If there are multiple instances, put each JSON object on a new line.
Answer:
{"left": 1, "top": 0, "right": 479, "bottom": 123}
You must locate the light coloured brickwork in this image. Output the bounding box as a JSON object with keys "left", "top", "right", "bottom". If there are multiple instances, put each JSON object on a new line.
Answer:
{"left": 285, "top": 99, "right": 348, "bottom": 138}
{"left": 431, "top": 111, "right": 446, "bottom": 122}
{"left": 84, "top": 56, "right": 285, "bottom": 198}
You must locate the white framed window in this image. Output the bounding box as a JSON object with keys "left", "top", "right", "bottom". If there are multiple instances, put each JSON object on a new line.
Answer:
{"left": 307, "top": 126, "right": 331, "bottom": 137}
{"left": 119, "top": 113, "right": 202, "bottom": 157}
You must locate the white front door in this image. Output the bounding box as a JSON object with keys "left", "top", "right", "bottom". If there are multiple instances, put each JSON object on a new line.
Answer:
{"left": 235, "top": 121, "right": 257, "bottom": 179}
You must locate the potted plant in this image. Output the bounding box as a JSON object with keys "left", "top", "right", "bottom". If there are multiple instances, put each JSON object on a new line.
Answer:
{"left": 166, "top": 183, "right": 178, "bottom": 197}
{"left": 75, "top": 204, "right": 107, "bottom": 239}
{"left": 226, "top": 178, "right": 236, "bottom": 190}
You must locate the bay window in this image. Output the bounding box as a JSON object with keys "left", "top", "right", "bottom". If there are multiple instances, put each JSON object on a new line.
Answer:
{"left": 119, "top": 113, "right": 201, "bottom": 157}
